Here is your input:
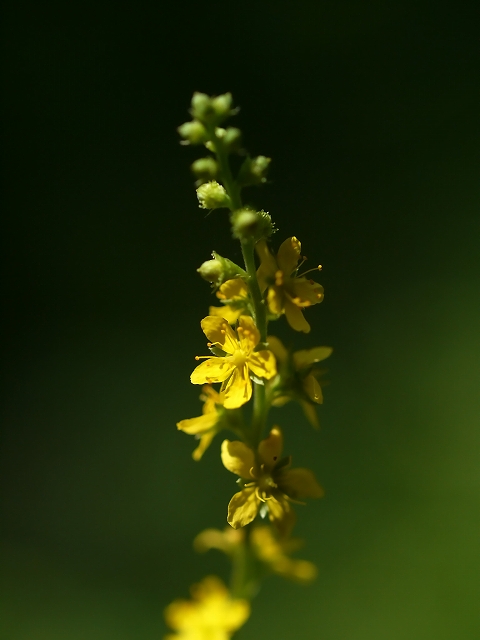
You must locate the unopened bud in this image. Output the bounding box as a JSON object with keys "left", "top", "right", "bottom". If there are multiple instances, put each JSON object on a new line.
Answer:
{"left": 177, "top": 120, "right": 208, "bottom": 145}
{"left": 237, "top": 155, "right": 271, "bottom": 186}
{"left": 223, "top": 127, "right": 242, "bottom": 152}
{"left": 190, "top": 92, "right": 235, "bottom": 125}
{"left": 191, "top": 157, "right": 218, "bottom": 184}
{"left": 196, "top": 181, "right": 231, "bottom": 210}
{"left": 197, "top": 251, "right": 246, "bottom": 288}
{"left": 231, "top": 208, "right": 276, "bottom": 241}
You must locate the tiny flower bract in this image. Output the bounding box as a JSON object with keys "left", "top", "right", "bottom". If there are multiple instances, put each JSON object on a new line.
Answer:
{"left": 191, "top": 315, "right": 277, "bottom": 409}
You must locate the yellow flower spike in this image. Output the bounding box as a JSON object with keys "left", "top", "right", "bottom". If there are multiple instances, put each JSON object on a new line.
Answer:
{"left": 256, "top": 237, "right": 324, "bottom": 333}
{"left": 209, "top": 278, "right": 250, "bottom": 324}
{"left": 222, "top": 426, "right": 323, "bottom": 536}
{"left": 177, "top": 386, "right": 224, "bottom": 460}
{"left": 164, "top": 575, "right": 250, "bottom": 640}
{"left": 268, "top": 335, "right": 332, "bottom": 428}
{"left": 250, "top": 526, "right": 318, "bottom": 584}
{"left": 191, "top": 315, "right": 277, "bottom": 409}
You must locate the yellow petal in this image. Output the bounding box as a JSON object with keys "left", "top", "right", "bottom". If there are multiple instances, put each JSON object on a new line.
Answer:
{"left": 177, "top": 412, "right": 218, "bottom": 435}
{"left": 223, "top": 365, "right": 252, "bottom": 408}
{"left": 248, "top": 349, "right": 277, "bottom": 380}
{"left": 293, "top": 346, "right": 333, "bottom": 369}
{"left": 266, "top": 335, "right": 288, "bottom": 363}
{"left": 284, "top": 298, "right": 311, "bottom": 333}
{"left": 191, "top": 357, "right": 235, "bottom": 384}
{"left": 194, "top": 527, "right": 244, "bottom": 554}
{"left": 303, "top": 374, "right": 323, "bottom": 404}
{"left": 217, "top": 278, "right": 249, "bottom": 300}
{"left": 290, "top": 278, "right": 324, "bottom": 306}
{"left": 258, "top": 426, "right": 283, "bottom": 467}
{"left": 164, "top": 600, "right": 195, "bottom": 631}
{"left": 227, "top": 486, "right": 259, "bottom": 528}
{"left": 279, "top": 468, "right": 324, "bottom": 499}
{"left": 276, "top": 558, "right": 317, "bottom": 583}
{"left": 192, "top": 430, "right": 216, "bottom": 461}
{"left": 267, "top": 286, "right": 284, "bottom": 315}
{"left": 277, "top": 236, "right": 301, "bottom": 274}
{"left": 200, "top": 315, "right": 238, "bottom": 353}
{"left": 220, "top": 598, "right": 251, "bottom": 631}
{"left": 237, "top": 315, "right": 259, "bottom": 352}
{"left": 190, "top": 574, "right": 228, "bottom": 600}
{"left": 208, "top": 304, "right": 242, "bottom": 325}
{"left": 200, "top": 385, "right": 223, "bottom": 413}
{"left": 256, "top": 239, "right": 278, "bottom": 291}
{"left": 267, "top": 495, "right": 296, "bottom": 537}
{"left": 221, "top": 439, "right": 255, "bottom": 478}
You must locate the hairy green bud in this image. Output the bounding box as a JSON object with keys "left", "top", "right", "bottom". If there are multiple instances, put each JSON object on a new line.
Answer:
{"left": 231, "top": 208, "right": 276, "bottom": 242}
{"left": 196, "top": 181, "right": 231, "bottom": 210}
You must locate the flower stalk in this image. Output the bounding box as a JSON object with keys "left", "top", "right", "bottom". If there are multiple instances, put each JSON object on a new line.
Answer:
{"left": 168, "top": 92, "right": 332, "bottom": 639}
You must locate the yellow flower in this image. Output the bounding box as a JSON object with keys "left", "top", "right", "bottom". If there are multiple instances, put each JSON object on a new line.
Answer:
{"left": 191, "top": 315, "right": 277, "bottom": 409}
{"left": 221, "top": 426, "right": 324, "bottom": 536}
{"left": 177, "top": 386, "right": 224, "bottom": 460}
{"left": 208, "top": 279, "right": 250, "bottom": 325}
{"left": 268, "top": 335, "right": 332, "bottom": 428}
{"left": 256, "top": 237, "right": 324, "bottom": 333}
{"left": 194, "top": 526, "right": 245, "bottom": 555}
{"left": 250, "top": 525, "right": 317, "bottom": 583}
{"left": 164, "top": 575, "right": 249, "bottom": 640}
{"left": 194, "top": 525, "right": 317, "bottom": 584}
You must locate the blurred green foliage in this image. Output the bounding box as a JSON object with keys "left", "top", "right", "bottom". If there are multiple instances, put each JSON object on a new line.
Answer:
{"left": 2, "top": 1, "right": 479, "bottom": 638}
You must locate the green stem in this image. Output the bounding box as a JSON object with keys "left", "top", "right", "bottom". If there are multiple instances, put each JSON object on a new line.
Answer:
{"left": 240, "top": 238, "right": 267, "bottom": 344}
{"left": 208, "top": 126, "right": 268, "bottom": 344}
{"left": 208, "top": 127, "right": 242, "bottom": 210}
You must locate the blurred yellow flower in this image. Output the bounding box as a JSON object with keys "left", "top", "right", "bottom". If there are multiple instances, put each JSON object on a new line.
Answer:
{"left": 164, "top": 575, "right": 249, "bottom": 640}
{"left": 194, "top": 526, "right": 245, "bottom": 555}
{"left": 177, "top": 386, "right": 224, "bottom": 460}
{"left": 208, "top": 278, "right": 250, "bottom": 324}
{"left": 256, "top": 237, "right": 324, "bottom": 333}
{"left": 221, "top": 426, "right": 324, "bottom": 536}
{"left": 191, "top": 315, "right": 276, "bottom": 409}
{"left": 250, "top": 525, "right": 317, "bottom": 583}
{"left": 194, "top": 525, "right": 317, "bottom": 584}
{"left": 268, "top": 335, "right": 332, "bottom": 428}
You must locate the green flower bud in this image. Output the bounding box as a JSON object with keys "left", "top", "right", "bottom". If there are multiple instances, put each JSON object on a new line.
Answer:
{"left": 223, "top": 127, "right": 242, "bottom": 152}
{"left": 196, "top": 181, "right": 231, "bottom": 210}
{"left": 231, "top": 208, "right": 276, "bottom": 242}
{"left": 177, "top": 120, "right": 208, "bottom": 145}
{"left": 205, "top": 128, "right": 226, "bottom": 152}
{"left": 197, "top": 251, "right": 246, "bottom": 288}
{"left": 190, "top": 92, "right": 235, "bottom": 125}
{"left": 191, "top": 157, "right": 218, "bottom": 184}
{"left": 237, "top": 155, "right": 271, "bottom": 186}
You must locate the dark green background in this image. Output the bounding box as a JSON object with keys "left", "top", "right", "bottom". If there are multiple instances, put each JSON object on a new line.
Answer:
{"left": 2, "top": 1, "right": 479, "bottom": 638}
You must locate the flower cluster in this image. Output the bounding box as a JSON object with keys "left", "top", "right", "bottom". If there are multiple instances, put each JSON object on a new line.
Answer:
{"left": 165, "top": 92, "right": 332, "bottom": 639}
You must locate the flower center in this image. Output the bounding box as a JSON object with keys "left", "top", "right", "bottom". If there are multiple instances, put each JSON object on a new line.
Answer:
{"left": 230, "top": 349, "right": 247, "bottom": 369}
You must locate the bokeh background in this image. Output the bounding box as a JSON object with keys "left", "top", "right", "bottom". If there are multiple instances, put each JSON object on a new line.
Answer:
{"left": 2, "top": 1, "right": 479, "bottom": 638}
